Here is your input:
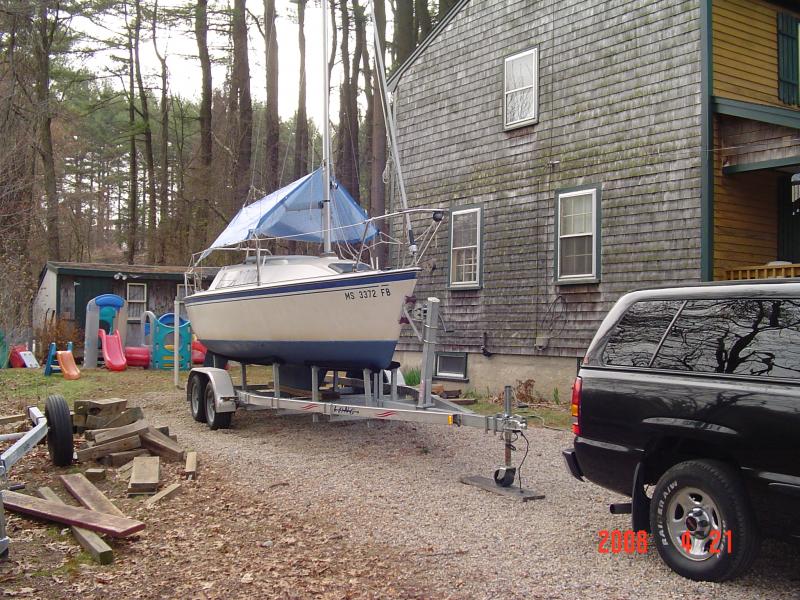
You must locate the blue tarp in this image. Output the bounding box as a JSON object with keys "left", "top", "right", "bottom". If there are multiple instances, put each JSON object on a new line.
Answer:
{"left": 202, "top": 169, "right": 377, "bottom": 258}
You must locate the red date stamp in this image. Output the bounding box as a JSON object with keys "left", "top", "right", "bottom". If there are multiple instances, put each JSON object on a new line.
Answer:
{"left": 598, "top": 530, "right": 649, "bottom": 554}
{"left": 681, "top": 530, "right": 732, "bottom": 554}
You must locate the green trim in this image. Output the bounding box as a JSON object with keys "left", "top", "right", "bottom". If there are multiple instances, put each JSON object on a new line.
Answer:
{"left": 447, "top": 203, "right": 484, "bottom": 291}
{"left": 722, "top": 156, "right": 800, "bottom": 174}
{"left": 554, "top": 183, "right": 601, "bottom": 286}
{"left": 700, "top": 0, "right": 714, "bottom": 282}
{"left": 53, "top": 267, "right": 185, "bottom": 281}
{"left": 712, "top": 97, "right": 800, "bottom": 130}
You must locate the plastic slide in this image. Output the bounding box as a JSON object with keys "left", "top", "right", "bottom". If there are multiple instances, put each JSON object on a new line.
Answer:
{"left": 98, "top": 329, "right": 127, "bottom": 371}
{"left": 56, "top": 351, "right": 81, "bottom": 380}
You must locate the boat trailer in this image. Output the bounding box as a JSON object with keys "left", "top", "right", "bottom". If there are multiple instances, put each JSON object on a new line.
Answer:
{"left": 187, "top": 298, "right": 541, "bottom": 498}
{"left": 0, "top": 395, "right": 73, "bottom": 558}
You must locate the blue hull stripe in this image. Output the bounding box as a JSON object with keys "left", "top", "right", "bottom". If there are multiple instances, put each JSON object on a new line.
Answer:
{"left": 203, "top": 339, "right": 398, "bottom": 370}
{"left": 185, "top": 269, "right": 417, "bottom": 306}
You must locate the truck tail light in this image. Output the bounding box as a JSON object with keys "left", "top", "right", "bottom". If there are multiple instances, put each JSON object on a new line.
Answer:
{"left": 571, "top": 376, "right": 582, "bottom": 436}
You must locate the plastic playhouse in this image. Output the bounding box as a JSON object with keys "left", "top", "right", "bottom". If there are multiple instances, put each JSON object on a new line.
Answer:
{"left": 151, "top": 313, "right": 191, "bottom": 370}
{"left": 83, "top": 294, "right": 128, "bottom": 371}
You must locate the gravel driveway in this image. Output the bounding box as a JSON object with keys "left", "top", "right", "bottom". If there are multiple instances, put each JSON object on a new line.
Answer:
{"left": 139, "top": 390, "right": 800, "bottom": 599}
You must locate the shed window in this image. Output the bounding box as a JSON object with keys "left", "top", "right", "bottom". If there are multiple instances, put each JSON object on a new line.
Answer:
{"left": 556, "top": 187, "right": 600, "bottom": 283}
{"left": 126, "top": 283, "right": 147, "bottom": 319}
{"left": 434, "top": 352, "right": 468, "bottom": 380}
{"left": 777, "top": 13, "right": 799, "bottom": 105}
{"left": 449, "top": 207, "right": 482, "bottom": 288}
{"left": 504, "top": 48, "right": 538, "bottom": 129}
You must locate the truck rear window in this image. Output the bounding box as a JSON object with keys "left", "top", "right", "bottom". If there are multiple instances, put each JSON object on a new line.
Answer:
{"left": 602, "top": 300, "right": 682, "bottom": 367}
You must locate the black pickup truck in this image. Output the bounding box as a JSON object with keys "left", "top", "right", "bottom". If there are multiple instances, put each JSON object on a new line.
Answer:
{"left": 563, "top": 281, "right": 800, "bottom": 582}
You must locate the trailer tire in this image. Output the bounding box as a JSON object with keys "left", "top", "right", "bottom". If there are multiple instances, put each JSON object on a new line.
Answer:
{"left": 205, "top": 383, "right": 232, "bottom": 430}
{"left": 45, "top": 395, "right": 73, "bottom": 467}
{"left": 187, "top": 373, "right": 207, "bottom": 423}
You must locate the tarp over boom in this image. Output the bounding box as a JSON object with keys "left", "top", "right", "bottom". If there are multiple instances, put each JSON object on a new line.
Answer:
{"left": 201, "top": 169, "right": 377, "bottom": 259}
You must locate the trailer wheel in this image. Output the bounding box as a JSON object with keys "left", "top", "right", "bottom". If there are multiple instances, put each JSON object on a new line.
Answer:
{"left": 187, "top": 373, "right": 207, "bottom": 423}
{"left": 44, "top": 395, "right": 73, "bottom": 467}
{"left": 204, "top": 383, "right": 232, "bottom": 430}
{"left": 493, "top": 467, "right": 516, "bottom": 488}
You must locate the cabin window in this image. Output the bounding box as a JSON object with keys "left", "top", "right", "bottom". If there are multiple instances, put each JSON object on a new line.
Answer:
{"left": 449, "top": 206, "right": 482, "bottom": 289}
{"left": 504, "top": 48, "right": 538, "bottom": 129}
{"left": 556, "top": 186, "right": 600, "bottom": 284}
{"left": 777, "top": 13, "right": 799, "bottom": 105}
{"left": 126, "top": 283, "right": 147, "bottom": 320}
{"left": 434, "top": 352, "right": 468, "bottom": 380}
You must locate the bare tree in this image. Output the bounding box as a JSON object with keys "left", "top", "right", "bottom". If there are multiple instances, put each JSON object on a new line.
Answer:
{"left": 231, "top": 0, "right": 253, "bottom": 207}
{"left": 370, "top": 0, "right": 387, "bottom": 260}
{"left": 152, "top": 0, "right": 169, "bottom": 264}
{"left": 263, "top": 0, "right": 279, "bottom": 191}
{"left": 292, "top": 0, "right": 308, "bottom": 181}
{"left": 194, "top": 0, "right": 212, "bottom": 251}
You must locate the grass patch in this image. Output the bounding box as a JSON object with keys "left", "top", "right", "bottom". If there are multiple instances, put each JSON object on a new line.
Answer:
{"left": 402, "top": 367, "right": 421, "bottom": 387}
{"left": 468, "top": 400, "right": 572, "bottom": 431}
{"left": 0, "top": 368, "right": 181, "bottom": 412}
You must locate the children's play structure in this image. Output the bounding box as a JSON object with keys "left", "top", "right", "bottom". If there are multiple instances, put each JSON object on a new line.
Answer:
{"left": 83, "top": 294, "right": 128, "bottom": 371}
{"left": 0, "top": 330, "right": 8, "bottom": 368}
{"left": 44, "top": 342, "right": 81, "bottom": 380}
{"left": 82, "top": 294, "right": 200, "bottom": 372}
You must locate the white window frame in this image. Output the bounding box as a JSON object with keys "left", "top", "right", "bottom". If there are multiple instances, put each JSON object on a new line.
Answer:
{"left": 449, "top": 206, "right": 482, "bottom": 289}
{"left": 126, "top": 282, "right": 147, "bottom": 321}
{"left": 556, "top": 188, "right": 600, "bottom": 284}
{"left": 504, "top": 47, "right": 539, "bottom": 130}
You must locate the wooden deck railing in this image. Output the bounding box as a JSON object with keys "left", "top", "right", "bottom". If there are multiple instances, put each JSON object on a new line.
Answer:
{"left": 726, "top": 263, "right": 800, "bottom": 280}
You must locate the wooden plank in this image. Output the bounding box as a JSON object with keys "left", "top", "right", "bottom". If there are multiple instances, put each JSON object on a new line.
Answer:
{"left": 128, "top": 456, "right": 160, "bottom": 495}
{"left": 140, "top": 427, "right": 185, "bottom": 462}
{"left": 37, "top": 487, "right": 113, "bottom": 565}
{"left": 459, "top": 476, "right": 545, "bottom": 502}
{"left": 85, "top": 468, "right": 106, "bottom": 482}
{"left": 75, "top": 436, "right": 141, "bottom": 463}
{"left": 117, "top": 459, "right": 137, "bottom": 475}
{"left": 101, "top": 407, "right": 145, "bottom": 430}
{"left": 183, "top": 452, "right": 197, "bottom": 480}
{"left": 59, "top": 473, "right": 124, "bottom": 517}
{"left": 144, "top": 483, "right": 181, "bottom": 508}
{"left": 0, "top": 413, "right": 26, "bottom": 425}
{"left": 2, "top": 490, "right": 144, "bottom": 538}
{"left": 99, "top": 449, "right": 149, "bottom": 468}
{"left": 91, "top": 420, "right": 149, "bottom": 446}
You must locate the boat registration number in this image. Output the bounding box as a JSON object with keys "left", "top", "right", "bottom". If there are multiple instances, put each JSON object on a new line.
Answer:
{"left": 344, "top": 287, "right": 391, "bottom": 300}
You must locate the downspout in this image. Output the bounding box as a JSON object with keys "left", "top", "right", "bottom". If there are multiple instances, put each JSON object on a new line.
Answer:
{"left": 700, "top": 0, "right": 714, "bottom": 281}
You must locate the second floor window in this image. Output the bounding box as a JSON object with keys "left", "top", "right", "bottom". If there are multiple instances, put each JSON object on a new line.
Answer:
{"left": 777, "top": 12, "right": 799, "bottom": 105}
{"left": 504, "top": 48, "right": 538, "bottom": 129}
{"left": 127, "top": 283, "right": 147, "bottom": 320}
{"left": 556, "top": 187, "right": 600, "bottom": 284}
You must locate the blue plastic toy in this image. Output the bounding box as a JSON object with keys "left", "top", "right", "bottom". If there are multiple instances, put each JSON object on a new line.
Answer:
{"left": 44, "top": 341, "right": 74, "bottom": 376}
{"left": 151, "top": 313, "right": 191, "bottom": 370}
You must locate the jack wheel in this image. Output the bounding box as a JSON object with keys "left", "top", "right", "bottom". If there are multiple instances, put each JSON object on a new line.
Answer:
{"left": 187, "top": 373, "right": 207, "bottom": 423}
{"left": 45, "top": 395, "right": 73, "bottom": 467}
{"left": 493, "top": 467, "right": 516, "bottom": 488}
{"left": 204, "top": 383, "right": 232, "bottom": 430}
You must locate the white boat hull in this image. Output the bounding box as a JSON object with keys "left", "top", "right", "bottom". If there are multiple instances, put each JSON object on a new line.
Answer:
{"left": 184, "top": 268, "right": 418, "bottom": 370}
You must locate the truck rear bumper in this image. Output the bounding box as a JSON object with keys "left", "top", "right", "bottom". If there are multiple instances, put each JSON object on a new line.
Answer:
{"left": 562, "top": 448, "right": 584, "bottom": 481}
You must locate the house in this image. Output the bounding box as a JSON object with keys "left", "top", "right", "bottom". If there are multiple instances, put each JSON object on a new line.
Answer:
{"left": 33, "top": 262, "right": 214, "bottom": 345}
{"left": 387, "top": 0, "right": 800, "bottom": 397}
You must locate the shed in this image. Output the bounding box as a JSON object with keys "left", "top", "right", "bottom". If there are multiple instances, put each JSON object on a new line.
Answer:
{"left": 33, "top": 262, "right": 214, "bottom": 345}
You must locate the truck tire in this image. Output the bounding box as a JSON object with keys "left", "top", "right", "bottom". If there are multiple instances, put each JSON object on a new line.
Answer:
{"left": 44, "top": 395, "right": 73, "bottom": 467}
{"left": 650, "top": 459, "right": 758, "bottom": 582}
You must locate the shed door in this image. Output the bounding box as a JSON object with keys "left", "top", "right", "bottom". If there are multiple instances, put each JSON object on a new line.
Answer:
{"left": 74, "top": 277, "right": 114, "bottom": 332}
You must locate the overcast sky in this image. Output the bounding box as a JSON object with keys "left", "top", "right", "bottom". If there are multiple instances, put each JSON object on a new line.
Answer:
{"left": 77, "top": 0, "right": 378, "bottom": 127}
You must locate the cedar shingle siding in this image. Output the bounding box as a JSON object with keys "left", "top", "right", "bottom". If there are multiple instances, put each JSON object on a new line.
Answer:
{"left": 392, "top": 0, "right": 703, "bottom": 358}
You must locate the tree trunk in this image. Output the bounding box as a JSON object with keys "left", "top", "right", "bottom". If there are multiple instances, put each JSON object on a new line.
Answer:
{"left": 134, "top": 0, "right": 157, "bottom": 264}
{"left": 393, "top": 0, "right": 413, "bottom": 65}
{"left": 34, "top": 0, "right": 59, "bottom": 260}
{"left": 153, "top": 1, "right": 170, "bottom": 264}
{"left": 293, "top": 0, "right": 308, "bottom": 181}
{"left": 371, "top": 0, "right": 387, "bottom": 264}
{"left": 233, "top": 0, "right": 252, "bottom": 207}
{"left": 336, "top": 0, "right": 356, "bottom": 200}
{"left": 195, "top": 0, "right": 212, "bottom": 251}
{"left": 264, "top": 0, "right": 280, "bottom": 192}
{"left": 126, "top": 3, "right": 138, "bottom": 265}
{"left": 415, "top": 0, "right": 431, "bottom": 43}
{"left": 360, "top": 14, "right": 372, "bottom": 211}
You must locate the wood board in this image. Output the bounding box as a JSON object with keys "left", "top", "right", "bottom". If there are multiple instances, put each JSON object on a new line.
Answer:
{"left": 459, "top": 476, "right": 545, "bottom": 502}
{"left": 37, "top": 487, "right": 113, "bottom": 564}
{"left": 2, "top": 490, "right": 144, "bottom": 537}
{"left": 91, "top": 420, "right": 149, "bottom": 446}
{"left": 144, "top": 483, "right": 181, "bottom": 508}
{"left": 140, "top": 427, "right": 184, "bottom": 462}
{"left": 183, "top": 451, "right": 197, "bottom": 480}
{"left": 60, "top": 473, "right": 124, "bottom": 517}
{"left": 75, "top": 435, "right": 141, "bottom": 462}
{"left": 128, "top": 456, "right": 160, "bottom": 495}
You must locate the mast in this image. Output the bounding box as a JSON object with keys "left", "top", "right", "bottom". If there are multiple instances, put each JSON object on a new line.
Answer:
{"left": 322, "top": 0, "right": 333, "bottom": 255}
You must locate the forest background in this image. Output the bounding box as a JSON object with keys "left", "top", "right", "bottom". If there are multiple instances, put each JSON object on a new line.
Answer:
{"left": 0, "top": 0, "right": 458, "bottom": 335}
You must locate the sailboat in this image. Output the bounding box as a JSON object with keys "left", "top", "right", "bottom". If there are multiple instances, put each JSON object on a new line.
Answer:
{"left": 183, "top": 4, "right": 427, "bottom": 374}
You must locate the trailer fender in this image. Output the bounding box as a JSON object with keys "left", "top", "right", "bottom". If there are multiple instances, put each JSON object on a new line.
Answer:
{"left": 190, "top": 368, "right": 237, "bottom": 413}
